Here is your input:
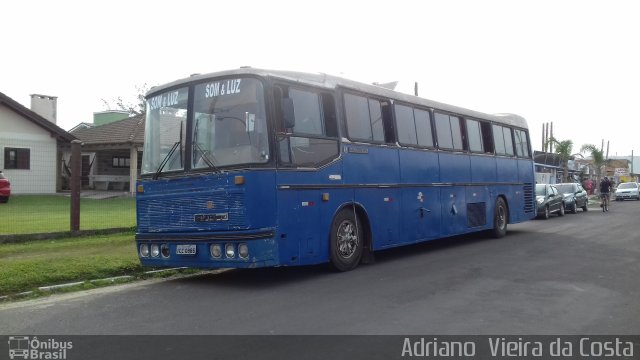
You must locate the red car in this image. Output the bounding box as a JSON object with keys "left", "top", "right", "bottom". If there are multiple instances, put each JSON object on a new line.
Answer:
{"left": 0, "top": 172, "right": 10, "bottom": 203}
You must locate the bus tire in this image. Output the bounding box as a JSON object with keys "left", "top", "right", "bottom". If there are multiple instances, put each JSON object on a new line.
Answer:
{"left": 492, "top": 197, "right": 508, "bottom": 238}
{"left": 329, "top": 208, "right": 363, "bottom": 272}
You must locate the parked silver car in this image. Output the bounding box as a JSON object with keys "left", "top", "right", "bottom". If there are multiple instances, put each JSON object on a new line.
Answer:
{"left": 614, "top": 182, "right": 640, "bottom": 201}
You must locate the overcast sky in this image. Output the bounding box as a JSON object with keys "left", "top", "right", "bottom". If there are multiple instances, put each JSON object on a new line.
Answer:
{"left": 2, "top": 0, "right": 639, "bottom": 156}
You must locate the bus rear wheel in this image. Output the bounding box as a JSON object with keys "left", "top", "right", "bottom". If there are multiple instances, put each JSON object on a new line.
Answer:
{"left": 329, "top": 208, "right": 363, "bottom": 272}
{"left": 492, "top": 197, "right": 508, "bottom": 238}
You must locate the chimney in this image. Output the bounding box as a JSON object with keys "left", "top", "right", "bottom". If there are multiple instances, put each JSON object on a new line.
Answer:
{"left": 30, "top": 94, "right": 58, "bottom": 124}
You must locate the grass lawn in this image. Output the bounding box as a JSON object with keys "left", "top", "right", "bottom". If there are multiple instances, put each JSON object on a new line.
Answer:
{"left": 0, "top": 232, "right": 143, "bottom": 296}
{"left": 0, "top": 195, "right": 135, "bottom": 234}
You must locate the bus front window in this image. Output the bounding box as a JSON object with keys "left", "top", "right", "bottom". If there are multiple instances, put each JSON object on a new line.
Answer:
{"left": 141, "top": 87, "right": 189, "bottom": 175}
{"left": 192, "top": 78, "right": 269, "bottom": 169}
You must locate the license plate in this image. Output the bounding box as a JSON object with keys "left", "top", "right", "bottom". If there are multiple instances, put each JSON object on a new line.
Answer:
{"left": 176, "top": 244, "right": 197, "bottom": 255}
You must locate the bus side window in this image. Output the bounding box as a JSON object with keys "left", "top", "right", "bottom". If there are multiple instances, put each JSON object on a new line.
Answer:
{"left": 289, "top": 88, "right": 324, "bottom": 136}
{"left": 414, "top": 108, "right": 433, "bottom": 147}
{"left": 492, "top": 124, "right": 508, "bottom": 155}
{"left": 344, "top": 94, "right": 388, "bottom": 143}
{"left": 514, "top": 129, "right": 530, "bottom": 158}
{"left": 466, "top": 118, "right": 484, "bottom": 152}
{"left": 435, "top": 112, "right": 463, "bottom": 151}
{"left": 480, "top": 122, "right": 494, "bottom": 154}
{"left": 274, "top": 86, "right": 287, "bottom": 132}
{"left": 321, "top": 93, "right": 338, "bottom": 138}
{"left": 503, "top": 127, "right": 515, "bottom": 156}
{"left": 369, "top": 99, "right": 385, "bottom": 142}
{"left": 381, "top": 101, "right": 395, "bottom": 144}
{"left": 395, "top": 104, "right": 417, "bottom": 145}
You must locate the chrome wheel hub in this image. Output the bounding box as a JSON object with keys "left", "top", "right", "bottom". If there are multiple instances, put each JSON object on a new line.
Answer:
{"left": 337, "top": 220, "right": 358, "bottom": 259}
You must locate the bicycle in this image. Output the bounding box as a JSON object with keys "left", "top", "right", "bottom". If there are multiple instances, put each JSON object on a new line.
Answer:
{"left": 600, "top": 192, "right": 610, "bottom": 212}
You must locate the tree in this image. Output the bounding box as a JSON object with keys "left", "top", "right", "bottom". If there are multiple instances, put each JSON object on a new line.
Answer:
{"left": 101, "top": 83, "right": 151, "bottom": 116}
{"left": 580, "top": 143, "right": 606, "bottom": 191}
{"left": 545, "top": 137, "right": 576, "bottom": 181}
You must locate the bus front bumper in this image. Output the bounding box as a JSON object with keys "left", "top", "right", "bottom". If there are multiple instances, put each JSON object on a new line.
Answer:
{"left": 136, "top": 230, "right": 279, "bottom": 269}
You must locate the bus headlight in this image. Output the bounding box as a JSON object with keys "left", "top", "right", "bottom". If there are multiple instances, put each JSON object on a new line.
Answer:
{"left": 238, "top": 243, "right": 249, "bottom": 259}
{"left": 140, "top": 244, "right": 150, "bottom": 257}
{"left": 225, "top": 243, "right": 235, "bottom": 258}
{"left": 210, "top": 244, "right": 222, "bottom": 259}
{"left": 150, "top": 244, "right": 160, "bottom": 258}
{"left": 161, "top": 244, "right": 170, "bottom": 258}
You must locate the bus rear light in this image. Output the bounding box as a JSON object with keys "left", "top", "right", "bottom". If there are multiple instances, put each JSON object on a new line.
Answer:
{"left": 210, "top": 244, "right": 222, "bottom": 258}
{"left": 238, "top": 243, "right": 249, "bottom": 259}
{"left": 150, "top": 244, "right": 160, "bottom": 257}
{"left": 140, "top": 244, "right": 150, "bottom": 257}
{"left": 225, "top": 244, "right": 235, "bottom": 258}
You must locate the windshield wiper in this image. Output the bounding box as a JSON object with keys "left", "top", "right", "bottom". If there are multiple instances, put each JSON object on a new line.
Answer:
{"left": 153, "top": 122, "right": 183, "bottom": 180}
{"left": 193, "top": 142, "right": 221, "bottom": 173}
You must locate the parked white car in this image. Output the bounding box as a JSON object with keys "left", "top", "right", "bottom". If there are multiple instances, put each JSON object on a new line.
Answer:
{"left": 614, "top": 182, "right": 640, "bottom": 201}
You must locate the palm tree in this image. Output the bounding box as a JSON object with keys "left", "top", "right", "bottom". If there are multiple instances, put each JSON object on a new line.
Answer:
{"left": 580, "top": 144, "right": 606, "bottom": 192}
{"left": 546, "top": 137, "right": 575, "bottom": 181}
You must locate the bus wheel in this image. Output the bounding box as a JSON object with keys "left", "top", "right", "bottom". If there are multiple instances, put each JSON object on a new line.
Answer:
{"left": 330, "top": 208, "right": 363, "bottom": 271}
{"left": 492, "top": 197, "right": 508, "bottom": 238}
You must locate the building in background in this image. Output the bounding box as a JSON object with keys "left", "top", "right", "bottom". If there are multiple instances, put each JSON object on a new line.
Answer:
{"left": 0, "top": 92, "right": 75, "bottom": 194}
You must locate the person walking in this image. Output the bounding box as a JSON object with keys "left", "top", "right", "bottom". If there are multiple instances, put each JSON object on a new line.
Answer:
{"left": 600, "top": 176, "right": 612, "bottom": 212}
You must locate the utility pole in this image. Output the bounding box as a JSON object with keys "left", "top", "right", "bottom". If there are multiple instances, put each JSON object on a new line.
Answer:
{"left": 549, "top": 122, "right": 554, "bottom": 153}
{"left": 544, "top": 123, "right": 549, "bottom": 152}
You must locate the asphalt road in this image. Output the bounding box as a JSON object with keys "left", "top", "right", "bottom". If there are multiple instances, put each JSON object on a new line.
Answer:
{"left": 1, "top": 200, "right": 639, "bottom": 335}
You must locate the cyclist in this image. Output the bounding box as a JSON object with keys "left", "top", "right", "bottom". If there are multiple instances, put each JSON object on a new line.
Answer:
{"left": 600, "top": 176, "right": 612, "bottom": 212}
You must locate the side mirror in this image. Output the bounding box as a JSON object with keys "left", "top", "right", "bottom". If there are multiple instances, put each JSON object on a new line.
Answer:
{"left": 281, "top": 98, "right": 295, "bottom": 129}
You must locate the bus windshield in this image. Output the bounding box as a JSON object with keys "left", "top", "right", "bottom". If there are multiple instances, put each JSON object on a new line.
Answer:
{"left": 141, "top": 87, "right": 189, "bottom": 175}
{"left": 192, "top": 78, "right": 269, "bottom": 169}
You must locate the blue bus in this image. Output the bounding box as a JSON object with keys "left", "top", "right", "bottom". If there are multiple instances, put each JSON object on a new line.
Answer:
{"left": 136, "top": 68, "right": 535, "bottom": 271}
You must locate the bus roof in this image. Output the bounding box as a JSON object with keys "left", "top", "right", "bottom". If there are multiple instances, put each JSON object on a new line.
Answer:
{"left": 149, "top": 67, "right": 528, "bottom": 129}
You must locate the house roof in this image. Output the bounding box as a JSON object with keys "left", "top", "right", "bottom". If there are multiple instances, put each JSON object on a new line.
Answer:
{"left": 0, "top": 91, "right": 75, "bottom": 142}
{"left": 72, "top": 114, "right": 145, "bottom": 147}
{"left": 68, "top": 122, "right": 94, "bottom": 133}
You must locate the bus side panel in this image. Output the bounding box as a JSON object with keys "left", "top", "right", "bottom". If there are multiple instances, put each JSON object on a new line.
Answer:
{"left": 357, "top": 188, "right": 401, "bottom": 249}
{"left": 495, "top": 157, "right": 519, "bottom": 183}
{"left": 342, "top": 145, "right": 399, "bottom": 184}
{"left": 276, "top": 162, "right": 346, "bottom": 266}
{"left": 401, "top": 187, "right": 441, "bottom": 243}
{"left": 438, "top": 152, "right": 471, "bottom": 184}
{"left": 342, "top": 145, "right": 401, "bottom": 250}
{"left": 437, "top": 152, "right": 470, "bottom": 236}
{"left": 276, "top": 190, "right": 303, "bottom": 266}
{"left": 440, "top": 185, "right": 467, "bottom": 236}
{"left": 495, "top": 157, "right": 520, "bottom": 222}
{"left": 398, "top": 149, "right": 441, "bottom": 243}
{"left": 470, "top": 155, "right": 497, "bottom": 183}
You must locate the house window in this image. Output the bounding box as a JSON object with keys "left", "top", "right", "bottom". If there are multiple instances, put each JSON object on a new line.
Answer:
{"left": 112, "top": 156, "right": 130, "bottom": 168}
{"left": 4, "top": 147, "right": 30, "bottom": 169}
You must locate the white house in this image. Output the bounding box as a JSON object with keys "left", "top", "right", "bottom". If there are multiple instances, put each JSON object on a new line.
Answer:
{"left": 0, "top": 92, "right": 75, "bottom": 194}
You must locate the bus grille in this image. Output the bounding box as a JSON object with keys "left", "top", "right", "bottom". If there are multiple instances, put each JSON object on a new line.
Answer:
{"left": 523, "top": 183, "right": 534, "bottom": 213}
{"left": 137, "top": 192, "right": 248, "bottom": 232}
